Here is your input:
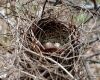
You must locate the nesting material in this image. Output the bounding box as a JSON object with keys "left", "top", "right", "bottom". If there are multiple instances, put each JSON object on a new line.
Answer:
{"left": 25, "top": 17, "right": 80, "bottom": 80}
{"left": 31, "top": 18, "right": 79, "bottom": 53}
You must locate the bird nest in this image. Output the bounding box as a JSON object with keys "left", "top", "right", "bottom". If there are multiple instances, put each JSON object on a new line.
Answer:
{"left": 28, "top": 18, "right": 79, "bottom": 52}
{"left": 24, "top": 17, "right": 80, "bottom": 80}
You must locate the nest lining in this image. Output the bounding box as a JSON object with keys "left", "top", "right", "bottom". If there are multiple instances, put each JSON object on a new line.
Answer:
{"left": 34, "top": 18, "right": 72, "bottom": 46}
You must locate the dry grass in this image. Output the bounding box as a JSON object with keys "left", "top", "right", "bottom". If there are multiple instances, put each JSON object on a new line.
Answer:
{"left": 0, "top": 0, "right": 100, "bottom": 80}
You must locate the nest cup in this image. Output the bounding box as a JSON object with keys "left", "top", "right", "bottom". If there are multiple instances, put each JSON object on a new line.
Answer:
{"left": 32, "top": 18, "right": 79, "bottom": 51}
{"left": 26, "top": 17, "right": 80, "bottom": 79}
{"left": 36, "top": 18, "right": 69, "bottom": 45}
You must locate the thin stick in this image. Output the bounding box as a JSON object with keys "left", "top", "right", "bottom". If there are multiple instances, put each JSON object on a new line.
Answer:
{"left": 46, "top": 57, "right": 77, "bottom": 80}
{"left": 41, "top": 0, "right": 48, "bottom": 18}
